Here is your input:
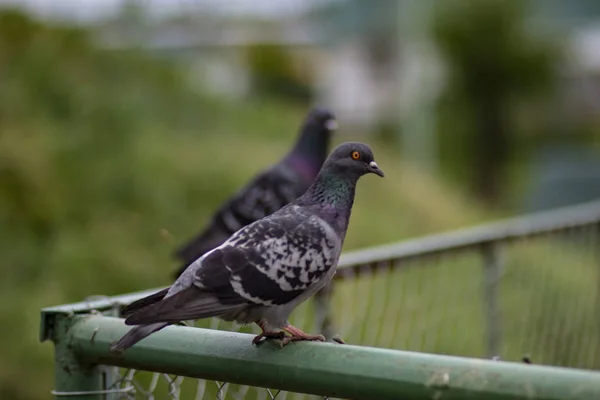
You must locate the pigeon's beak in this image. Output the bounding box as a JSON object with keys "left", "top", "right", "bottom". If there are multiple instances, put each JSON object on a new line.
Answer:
{"left": 367, "top": 161, "right": 384, "bottom": 177}
{"left": 325, "top": 119, "right": 338, "bottom": 131}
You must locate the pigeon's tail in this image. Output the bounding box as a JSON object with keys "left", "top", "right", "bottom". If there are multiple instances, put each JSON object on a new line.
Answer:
{"left": 110, "top": 323, "right": 169, "bottom": 354}
{"left": 121, "top": 287, "right": 170, "bottom": 318}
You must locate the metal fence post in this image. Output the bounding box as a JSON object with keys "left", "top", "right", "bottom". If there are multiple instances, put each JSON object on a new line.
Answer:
{"left": 596, "top": 223, "right": 600, "bottom": 367}
{"left": 49, "top": 314, "right": 105, "bottom": 400}
{"left": 481, "top": 243, "right": 502, "bottom": 359}
{"left": 94, "top": 301, "right": 122, "bottom": 400}
{"left": 314, "top": 282, "right": 335, "bottom": 341}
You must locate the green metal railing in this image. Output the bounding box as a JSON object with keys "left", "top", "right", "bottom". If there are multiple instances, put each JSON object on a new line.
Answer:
{"left": 41, "top": 313, "right": 600, "bottom": 400}
{"left": 41, "top": 200, "right": 600, "bottom": 399}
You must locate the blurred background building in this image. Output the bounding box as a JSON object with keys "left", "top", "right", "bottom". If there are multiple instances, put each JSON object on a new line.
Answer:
{"left": 2, "top": 0, "right": 600, "bottom": 399}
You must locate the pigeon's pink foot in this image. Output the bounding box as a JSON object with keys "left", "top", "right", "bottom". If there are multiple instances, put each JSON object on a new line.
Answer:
{"left": 280, "top": 324, "right": 325, "bottom": 347}
{"left": 252, "top": 321, "right": 286, "bottom": 346}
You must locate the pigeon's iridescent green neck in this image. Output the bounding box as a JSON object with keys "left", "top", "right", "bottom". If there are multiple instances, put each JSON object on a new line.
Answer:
{"left": 298, "top": 170, "right": 357, "bottom": 236}
{"left": 303, "top": 170, "right": 357, "bottom": 209}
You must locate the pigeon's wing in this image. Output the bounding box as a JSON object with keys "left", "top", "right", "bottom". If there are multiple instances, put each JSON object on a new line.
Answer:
{"left": 172, "top": 165, "right": 302, "bottom": 273}
{"left": 227, "top": 166, "right": 301, "bottom": 224}
{"left": 126, "top": 209, "right": 339, "bottom": 325}
{"left": 198, "top": 208, "right": 340, "bottom": 307}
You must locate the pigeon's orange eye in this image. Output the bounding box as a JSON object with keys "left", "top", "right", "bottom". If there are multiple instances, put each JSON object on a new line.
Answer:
{"left": 351, "top": 151, "right": 360, "bottom": 160}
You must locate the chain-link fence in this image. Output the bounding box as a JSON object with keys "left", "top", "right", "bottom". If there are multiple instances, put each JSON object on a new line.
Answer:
{"left": 42, "top": 200, "right": 600, "bottom": 399}
{"left": 96, "top": 366, "right": 327, "bottom": 399}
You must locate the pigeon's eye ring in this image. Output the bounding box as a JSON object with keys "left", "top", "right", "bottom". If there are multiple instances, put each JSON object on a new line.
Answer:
{"left": 351, "top": 151, "right": 360, "bottom": 160}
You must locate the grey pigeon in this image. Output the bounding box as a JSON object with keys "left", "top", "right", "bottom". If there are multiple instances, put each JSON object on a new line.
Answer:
{"left": 111, "top": 142, "right": 384, "bottom": 353}
{"left": 172, "top": 107, "right": 337, "bottom": 279}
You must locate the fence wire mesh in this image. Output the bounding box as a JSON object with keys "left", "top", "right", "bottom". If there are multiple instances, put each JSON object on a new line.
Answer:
{"left": 331, "top": 225, "right": 600, "bottom": 369}
{"left": 94, "top": 300, "right": 332, "bottom": 400}
{"left": 99, "top": 366, "right": 312, "bottom": 400}
{"left": 77, "top": 222, "right": 600, "bottom": 400}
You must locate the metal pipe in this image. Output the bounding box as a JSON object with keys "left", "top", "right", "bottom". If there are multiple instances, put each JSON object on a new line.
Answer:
{"left": 64, "top": 315, "right": 600, "bottom": 400}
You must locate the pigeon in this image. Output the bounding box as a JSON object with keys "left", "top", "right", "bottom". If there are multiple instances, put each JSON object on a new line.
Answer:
{"left": 111, "top": 142, "right": 384, "bottom": 353}
{"left": 171, "top": 107, "right": 337, "bottom": 279}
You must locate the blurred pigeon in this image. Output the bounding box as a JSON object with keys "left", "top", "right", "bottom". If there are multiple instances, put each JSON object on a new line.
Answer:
{"left": 171, "top": 107, "right": 337, "bottom": 279}
{"left": 111, "top": 142, "right": 384, "bottom": 352}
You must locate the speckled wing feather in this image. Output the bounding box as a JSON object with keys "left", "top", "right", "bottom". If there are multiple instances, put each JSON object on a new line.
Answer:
{"left": 125, "top": 205, "right": 340, "bottom": 325}
{"left": 197, "top": 206, "right": 340, "bottom": 305}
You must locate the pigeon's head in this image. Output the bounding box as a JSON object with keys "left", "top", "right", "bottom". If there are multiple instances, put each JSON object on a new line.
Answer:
{"left": 305, "top": 107, "right": 338, "bottom": 133}
{"left": 291, "top": 107, "right": 337, "bottom": 167}
{"left": 324, "top": 142, "right": 385, "bottom": 179}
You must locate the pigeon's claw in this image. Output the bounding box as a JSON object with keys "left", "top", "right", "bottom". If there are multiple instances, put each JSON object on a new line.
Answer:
{"left": 279, "top": 324, "right": 326, "bottom": 347}
{"left": 332, "top": 335, "right": 346, "bottom": 345}
{"left": 279, "top": 334, "right": 325, "bottom": 348}
{"left": 252, "top": 331, "right": 286, "bottom": 346}
{"left": 253, "top": 320, "right": 286, "bottom": 346}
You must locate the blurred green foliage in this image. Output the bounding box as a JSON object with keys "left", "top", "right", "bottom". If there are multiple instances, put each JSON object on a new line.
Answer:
{"left": 3, "top": 6, "right": 597, "bottom": 400}
{"left": 245, "top": 44, "right": 314, "bottom": 103}
{"left": 433, "top": 0, "right": 562, "bottom": 207}
{"left": 0, "top": 10, "right": 490, "bottom": 400}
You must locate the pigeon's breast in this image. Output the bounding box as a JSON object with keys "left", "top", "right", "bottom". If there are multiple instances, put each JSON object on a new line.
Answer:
{"left": 315, "top": 204, "right": 349, "bottom": 237}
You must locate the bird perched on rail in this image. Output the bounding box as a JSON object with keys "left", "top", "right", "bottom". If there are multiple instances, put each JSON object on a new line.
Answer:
{"left": 110, "top": 142, "right": 384, "bottom": 353}
{"left": 171, "top": 107, "right": 337, "bottom": 279}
